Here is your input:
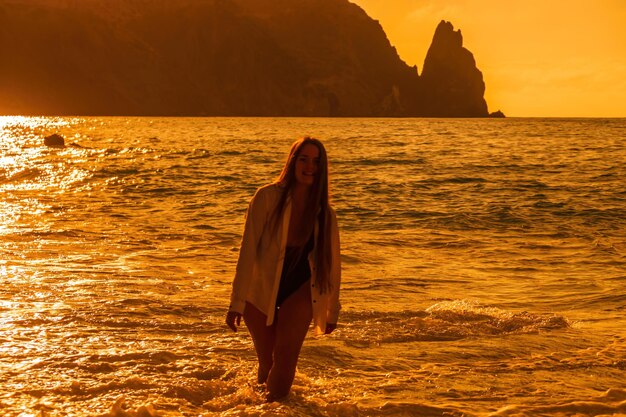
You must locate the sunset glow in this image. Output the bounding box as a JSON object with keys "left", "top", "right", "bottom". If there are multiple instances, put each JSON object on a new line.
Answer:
{"left": 352, "top": 0, "right": 626, "bottom": 117}
{"left": 2, "top": 1, "right": 626, "bottom": 414}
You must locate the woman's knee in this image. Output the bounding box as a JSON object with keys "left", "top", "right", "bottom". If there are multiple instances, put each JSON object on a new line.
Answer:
{"left": 244, "top": 303, "right": 276, "bottom": 352}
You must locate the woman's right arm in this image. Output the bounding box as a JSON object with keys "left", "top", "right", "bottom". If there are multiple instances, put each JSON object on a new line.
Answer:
{"left": 226, "top": 188, "right": 267, "bottom": 330}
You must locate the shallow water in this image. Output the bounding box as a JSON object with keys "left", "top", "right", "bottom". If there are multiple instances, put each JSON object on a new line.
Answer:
{"left": 1, "top": 116, "right": 625, "bottom": 416}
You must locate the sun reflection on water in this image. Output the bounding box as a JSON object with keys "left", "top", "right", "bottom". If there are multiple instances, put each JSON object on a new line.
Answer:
{"left": 0, "top": 115, "right": 71, "bottom": 131}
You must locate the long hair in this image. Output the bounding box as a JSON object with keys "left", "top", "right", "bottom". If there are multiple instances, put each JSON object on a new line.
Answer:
{"left": 271, "top": 137, "right": 333, "bottom": 293}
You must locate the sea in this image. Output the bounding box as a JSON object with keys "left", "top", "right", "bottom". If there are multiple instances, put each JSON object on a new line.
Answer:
{"left": 1, "top": 116, "right": 625, "bottom": 417}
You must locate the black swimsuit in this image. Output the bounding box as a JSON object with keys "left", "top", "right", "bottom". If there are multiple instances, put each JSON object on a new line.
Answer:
{"left": 276, "top": 234, "right": 314, "bottom": 308}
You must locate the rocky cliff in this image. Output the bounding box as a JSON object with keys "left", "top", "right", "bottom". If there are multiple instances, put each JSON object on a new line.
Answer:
{"left": 420, "top": 20, "right": 488, "bottom": 117}
{"left": 0, "top": 0, "right": 493, "bottom": 117}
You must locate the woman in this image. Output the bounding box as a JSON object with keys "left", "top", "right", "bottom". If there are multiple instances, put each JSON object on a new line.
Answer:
{"left": 225, "top": 137, "right": 341, "bottom": 401}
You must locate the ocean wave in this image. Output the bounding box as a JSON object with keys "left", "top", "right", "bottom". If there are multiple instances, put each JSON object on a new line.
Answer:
{"left": 185, "top": 149, "right": 212, "bottom": 160}
{"left": 0, "top": 167, "right": 43, "bottom": 183}
{"left": 425, "top": 176, "right": 488, "bottom": 185}
{"left": 337, "top": 157, "right": 426, "bottom": 166}
{"left": 491, "top": 388, "right": 626, "bottom": 417}
{"left": 337, "top": 300, "right": 569, "bottom": 345}
{"left": 217, "top": 150, "right": 244, "bottom": 156}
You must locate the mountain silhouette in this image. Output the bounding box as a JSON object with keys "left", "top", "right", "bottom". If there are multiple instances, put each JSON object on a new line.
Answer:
{"left": 0, "top": 0, "right": 496, "bottom": 117}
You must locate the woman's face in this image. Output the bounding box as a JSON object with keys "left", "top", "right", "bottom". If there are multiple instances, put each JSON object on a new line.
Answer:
{"left": 294, "top": 143, "right": 320, "bottom": 187}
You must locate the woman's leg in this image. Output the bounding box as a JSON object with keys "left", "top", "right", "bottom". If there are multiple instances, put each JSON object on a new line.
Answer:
{"left": 243, "top": 302, "right": 276, "bottom": 384}
{"left": 267, "top": 281, "right": 313, "bottom": 400}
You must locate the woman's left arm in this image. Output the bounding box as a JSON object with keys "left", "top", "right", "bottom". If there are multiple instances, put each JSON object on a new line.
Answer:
{"left": 326, "top": 208, "right": 342, "bottom": 329}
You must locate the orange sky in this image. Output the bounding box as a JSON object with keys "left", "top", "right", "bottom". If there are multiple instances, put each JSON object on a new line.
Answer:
{"left": 352, "top": 0, "right": 626, "bottom": 117}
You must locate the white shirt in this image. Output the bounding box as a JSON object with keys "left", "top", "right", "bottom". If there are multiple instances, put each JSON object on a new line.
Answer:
{"left": 229, "top": 183, "right": 341, "bottom": 335}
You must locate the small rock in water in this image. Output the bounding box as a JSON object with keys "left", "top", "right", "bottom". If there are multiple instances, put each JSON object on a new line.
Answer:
{"left": 44, "top": 133, "right": 65, "bottom": 147}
